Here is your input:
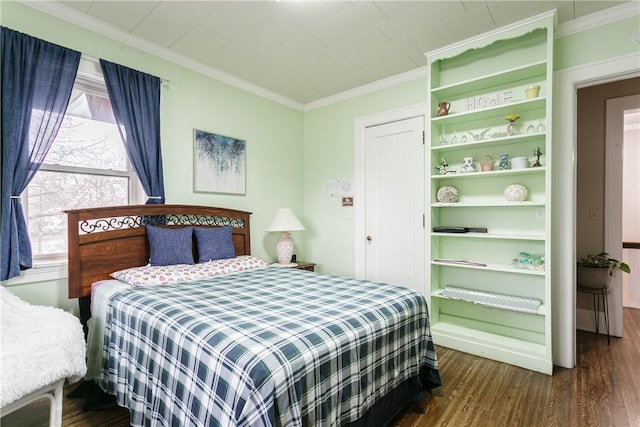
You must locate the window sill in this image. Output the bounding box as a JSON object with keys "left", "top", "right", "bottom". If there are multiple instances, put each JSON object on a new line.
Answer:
{"left": 2, "top": 261, "right": 68, "bottom": 286}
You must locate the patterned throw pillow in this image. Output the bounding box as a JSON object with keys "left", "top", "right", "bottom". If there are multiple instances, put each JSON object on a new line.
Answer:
{"left": 146, "top": 225, "right": 194, "bottom": 266}
{"left": 111, "top": 256, "right": 270, "bottom": 287}
{"left": 193, "top": 226, "right": 236, "bottom": 263}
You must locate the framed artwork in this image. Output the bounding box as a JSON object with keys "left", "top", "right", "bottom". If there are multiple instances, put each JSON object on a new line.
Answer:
{"left": 193, "top": 129, "right": 246, "bottom": 194}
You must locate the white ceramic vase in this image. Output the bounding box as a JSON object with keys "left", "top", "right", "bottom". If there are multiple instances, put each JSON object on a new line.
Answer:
{"left": 461, "top": 157, "right": 476, "bottom": 173}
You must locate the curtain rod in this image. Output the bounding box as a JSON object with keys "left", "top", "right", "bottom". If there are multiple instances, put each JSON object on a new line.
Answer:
{"left": 81, "top": 53, "right": 171, "bottom": 87}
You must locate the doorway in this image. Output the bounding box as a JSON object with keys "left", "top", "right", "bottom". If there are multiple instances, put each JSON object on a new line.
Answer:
{"left": 354, "top": 104, "right": 426, "bottom": 295}
{"left": 576, "top": 79, "right": 640, "bottom": 337}
{"left": 619, "top": 107, "right": 640, "bottom": 309}
{"left": 606, "top": 95, "right": 640, "bottom": 332}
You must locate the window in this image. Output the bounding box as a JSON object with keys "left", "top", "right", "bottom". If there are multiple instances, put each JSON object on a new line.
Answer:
{"left": 24, "top": 57, "right": 143, "bottom": 262}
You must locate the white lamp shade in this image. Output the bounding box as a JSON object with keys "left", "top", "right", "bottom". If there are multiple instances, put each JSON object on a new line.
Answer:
{"left": 265, "top": 208, "right": 305, "bottom": 232}
{"left": 266, "top": 208, "right": 305, "bottom": 265}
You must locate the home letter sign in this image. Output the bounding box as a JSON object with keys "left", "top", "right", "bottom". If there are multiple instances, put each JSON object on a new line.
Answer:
{"left": 465, "top": 89, "right": 513, "bottom": 111}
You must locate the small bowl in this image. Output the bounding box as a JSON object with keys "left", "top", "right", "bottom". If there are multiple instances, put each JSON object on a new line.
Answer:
{"left": 525, "top": 85, "right": 541, "bottom": 99}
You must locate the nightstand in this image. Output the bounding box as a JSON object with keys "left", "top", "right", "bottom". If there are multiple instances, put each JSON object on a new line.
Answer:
{"left": 293, "top": 261, "right": 315, "bottom": 272}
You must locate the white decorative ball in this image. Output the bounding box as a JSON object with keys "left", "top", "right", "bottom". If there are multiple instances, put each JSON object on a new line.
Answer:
{"left": 504, "top": 184, "right": 528, "bottom": 202}
{"left": 437, "top": 185, "right": 458, "bottom": 203}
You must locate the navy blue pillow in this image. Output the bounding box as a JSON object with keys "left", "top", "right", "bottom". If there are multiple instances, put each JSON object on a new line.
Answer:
{"left": 146, "top": 225, "right": 194, "bottom": 266}
{"left": 194, "top": 226, "right": 236, "bottom": 263}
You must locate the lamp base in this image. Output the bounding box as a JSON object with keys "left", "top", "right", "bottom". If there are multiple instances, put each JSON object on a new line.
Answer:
{"left": 275, "top": 231, "right": 294, "bottom": 265}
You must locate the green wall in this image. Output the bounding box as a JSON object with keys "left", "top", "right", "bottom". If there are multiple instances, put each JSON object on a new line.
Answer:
{"left": 1, "top": 0, "right": 638, "bottom": 312}
{"left": 302, "top": 81, "right": 426, "bottom": 276}
{"left": 1, "top": 1, "right": 303, "bottom": 311}
{"left": 555, "top": 15, "right": 639, "bottom": 70}
{"left": 302, "top": 14, "right": 639, "bottom": 278}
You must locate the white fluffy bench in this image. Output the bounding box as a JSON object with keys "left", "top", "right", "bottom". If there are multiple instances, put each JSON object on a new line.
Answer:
{"left": 1, "top": 286, "right": 87, "bottom": 426}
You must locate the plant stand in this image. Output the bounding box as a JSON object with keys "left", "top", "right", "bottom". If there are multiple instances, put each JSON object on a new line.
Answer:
{"left": 577, "top": 265, "right": 612, "bottom": 345}
{"left": 577, "top": 285, "right": 610, "bottom": 345}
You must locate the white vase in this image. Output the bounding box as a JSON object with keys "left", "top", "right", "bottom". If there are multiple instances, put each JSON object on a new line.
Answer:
{"left": 461, "top": 157, "right": 476, "bottom": 173}
{"left": 511, "top": 157, "right": 528, "bottom": 169}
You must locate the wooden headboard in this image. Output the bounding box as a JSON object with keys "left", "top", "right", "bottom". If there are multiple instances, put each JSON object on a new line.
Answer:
{"left": 66, "top": 205, "right": 252, "bottom": 300}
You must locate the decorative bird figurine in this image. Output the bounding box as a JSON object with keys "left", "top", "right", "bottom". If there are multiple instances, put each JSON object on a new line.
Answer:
{"left": 467, "top": 128, "right": 491, "bottom": 141}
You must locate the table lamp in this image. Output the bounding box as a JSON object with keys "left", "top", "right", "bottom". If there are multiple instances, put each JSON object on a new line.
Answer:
{"left": 265, "top": 208, "right": 305, "bottom": 265}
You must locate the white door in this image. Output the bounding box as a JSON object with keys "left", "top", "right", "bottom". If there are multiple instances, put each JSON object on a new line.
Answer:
{"left": 363, "top": 116, "right": 425, "bottom": 294}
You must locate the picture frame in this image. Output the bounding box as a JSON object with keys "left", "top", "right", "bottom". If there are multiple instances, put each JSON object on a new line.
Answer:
{"left": 193, "top": 129, "right": 246, "bottom": 194}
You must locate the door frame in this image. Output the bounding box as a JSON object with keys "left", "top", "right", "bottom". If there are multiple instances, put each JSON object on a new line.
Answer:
{"left": 354, "top": 103, "right": 427, "bottom": 280}
{"left": 605, "top": 94, "right": 640, "bottom": 335}
{"left": 555, "top": 52, "right": 639, "bottom": 368}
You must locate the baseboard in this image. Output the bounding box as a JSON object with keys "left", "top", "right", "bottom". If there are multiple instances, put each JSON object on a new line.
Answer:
{"left": 576, "top": 307, "right": 620, "bottom": 338}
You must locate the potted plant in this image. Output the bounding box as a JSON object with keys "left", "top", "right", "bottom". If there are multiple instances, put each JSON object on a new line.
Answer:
{"left": 577, "top": 252, "right": 631, "bottom": 288}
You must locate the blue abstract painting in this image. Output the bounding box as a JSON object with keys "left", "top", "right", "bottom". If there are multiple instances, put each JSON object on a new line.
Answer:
{"left": 194, "top": 129, "right": 246, "bottom": 194}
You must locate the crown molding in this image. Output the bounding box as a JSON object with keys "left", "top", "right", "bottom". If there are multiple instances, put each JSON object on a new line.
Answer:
{"left": 18, "top": 0, "right": 639, "bottom": 111}
{"left": 313, "top": 3, "right": 639, "bottom": 109}
{"left": 17, "top": 0, "right": 304, "bottom": 111}
{"left": 304, "top": 66, "right": 428, "bottom": 112}
{"left": 555, "top": 2, "right": 639, "bottom": 38}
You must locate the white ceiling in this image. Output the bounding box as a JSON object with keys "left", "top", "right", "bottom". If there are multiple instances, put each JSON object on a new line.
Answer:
{"left": 29, "top": 1, "right": 636, "bottom": 105}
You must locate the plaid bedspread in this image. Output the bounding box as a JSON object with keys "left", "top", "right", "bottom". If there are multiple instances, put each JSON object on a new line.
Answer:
{"left": 101, "top": 267, "right": 439, "bottom": 426}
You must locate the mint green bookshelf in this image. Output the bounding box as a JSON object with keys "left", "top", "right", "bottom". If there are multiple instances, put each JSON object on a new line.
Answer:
{"left": 425, "top": 11, "right": 555, "bottom": 375}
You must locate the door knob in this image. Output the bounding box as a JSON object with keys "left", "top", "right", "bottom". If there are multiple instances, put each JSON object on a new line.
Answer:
{"left": 366, "top": 235, "right": 372, "bottom": 241}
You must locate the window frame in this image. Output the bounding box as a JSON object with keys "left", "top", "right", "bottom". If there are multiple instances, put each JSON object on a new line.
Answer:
{"left": 20, "top": 55, "right": 145, "bottom": 269}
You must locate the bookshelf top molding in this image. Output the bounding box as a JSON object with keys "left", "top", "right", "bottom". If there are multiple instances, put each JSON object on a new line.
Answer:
{"left": 424, "top": 10, "right": 557, "bottom": 63}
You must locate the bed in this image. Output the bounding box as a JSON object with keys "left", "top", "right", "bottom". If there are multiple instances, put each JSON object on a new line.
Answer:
{"left": 67, "top": 204, "right": 441, "bottom": 426}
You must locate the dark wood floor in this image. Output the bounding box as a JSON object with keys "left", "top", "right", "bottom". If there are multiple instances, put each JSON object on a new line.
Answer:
{"left": 3, "top": 308, "right": 639, "bottom": 427}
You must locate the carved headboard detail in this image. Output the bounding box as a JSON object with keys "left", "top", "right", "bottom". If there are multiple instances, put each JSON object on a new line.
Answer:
{"left": 66, "top": 205, "right": 252, "bottom": 300}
